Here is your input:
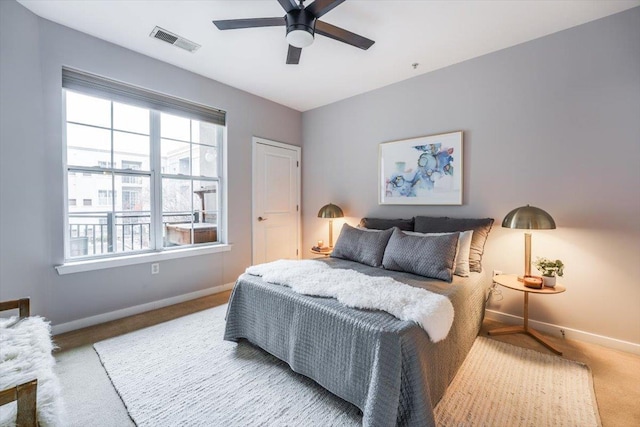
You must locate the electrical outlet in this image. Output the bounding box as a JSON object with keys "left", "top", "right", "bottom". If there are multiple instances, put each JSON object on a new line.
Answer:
{"left": 492, "top": 269, "right": 503, "bottom": 277}
{"left": 151, "top": 263, "right": 160, "bottom": 275}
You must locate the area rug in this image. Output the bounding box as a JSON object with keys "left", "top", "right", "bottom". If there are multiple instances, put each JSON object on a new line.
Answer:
{"left": 433, "top": 337, "right": 602, "bottom": 427}
{"left": 93, "top": 305, "right": 601, "bottom": 427}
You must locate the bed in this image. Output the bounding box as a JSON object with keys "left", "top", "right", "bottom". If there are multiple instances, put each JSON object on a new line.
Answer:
{"left": 224, "top": 216, "right": 494, "bottom": 426}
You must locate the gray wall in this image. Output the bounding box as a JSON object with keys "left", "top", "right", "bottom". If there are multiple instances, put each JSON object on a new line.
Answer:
{"left": 0, "top": 1, "right": 301, "bottom": 325}
{"left": 302, "top": 8, "right": 640, "bottom": 345}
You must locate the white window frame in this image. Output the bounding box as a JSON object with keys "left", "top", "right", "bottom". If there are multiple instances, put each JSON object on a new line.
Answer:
{"left": 57, "top": 69, "right": 230, "bottom": 275}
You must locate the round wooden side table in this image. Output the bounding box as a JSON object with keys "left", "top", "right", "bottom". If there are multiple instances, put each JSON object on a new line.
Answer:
{"left": 489, "top": 274, "right": 566, "bottom": 355}
{"left": 310, "top": 248, "right": 332, "bottom": 257}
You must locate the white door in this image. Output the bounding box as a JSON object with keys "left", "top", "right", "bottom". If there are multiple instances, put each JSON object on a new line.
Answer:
{"left": 252, "top": 138, "right": 301, "bottom": 264}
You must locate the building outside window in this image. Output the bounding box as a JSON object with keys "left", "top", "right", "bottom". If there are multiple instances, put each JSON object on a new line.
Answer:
{"left": 98, "top": 190, "right": 116, "bottom": 206}
{"left": 63, "top": 68, "right": 226, "bottom": 260}
{"left": 98, "top": 161, "right": 114, "bottom": 168}
{"left": 122, "top": 188, "right": 141, "bottom": 211}
{"left": 122, "top": 160, "right": 142, "bottom": 184}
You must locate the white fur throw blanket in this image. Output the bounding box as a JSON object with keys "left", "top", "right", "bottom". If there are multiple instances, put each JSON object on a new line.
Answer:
{"left": 246, "top": 260, "right": 455, "bottom": 342}
{"left": 0, "top": 316, "right": 66, "bottom": 427}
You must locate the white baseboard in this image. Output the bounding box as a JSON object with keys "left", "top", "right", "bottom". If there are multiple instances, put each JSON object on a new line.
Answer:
{"left": 52, "top": 282, "right": 235, "bottom": 335}
{"left": 485, "top": 309, "right": 640, "bottom": 356}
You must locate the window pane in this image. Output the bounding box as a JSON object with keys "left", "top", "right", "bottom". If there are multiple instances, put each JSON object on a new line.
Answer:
{"left": 192, "top": 144, "right": 217, "bottom": 177}
{"left": 161, "top": 113, "right": 190, "bottom": 141}
{"left": 68, "top": 171, "right": 112, "bottom": 212}
{"left": 162, "top": 178, "right": 192, "bottom": 213}
{"left": 116, "top": 175, "right": 151, "bottom": 211}
{"left": 66, "top": 124, "right": 111, "bottom": 167}
{"left": 67, "top": 171, "right": 111, "bottom": 258}
{"left": 114, "top": 132, "right": 150, "bottom": 169}
{"left": 191, "top": 121, "right": 218, "bottom": 146}
{"left": 68, "top": 212, "right": 112, "bottom": 257}
{"left": 66, "top": 91, "right": 110, "bottom": 128}
{"left": 161, "top": 139, "right": 190, "bottom": 175}
{"left": 113, "top": 102, "right": 149, "bottom": 134}
{"left": 163, "top": 177, "right": 193, "bottom": 247}
{"left": 193, "top": 181, "right": 218, "bottom": 245}
{"left": 193, "top": 181, "right": 218, "bottom": 221}
{"left": 115, "top": 213, "right": 151, "bottom": 253}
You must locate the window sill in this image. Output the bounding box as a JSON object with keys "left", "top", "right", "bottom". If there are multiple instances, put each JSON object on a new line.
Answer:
{"left": 55, "top": 244, "right": 232, "bottom": 275}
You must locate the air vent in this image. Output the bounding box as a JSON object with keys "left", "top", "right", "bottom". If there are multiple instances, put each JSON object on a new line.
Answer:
{"left": 150, "top": 26, "right": 201, "bottom": 53}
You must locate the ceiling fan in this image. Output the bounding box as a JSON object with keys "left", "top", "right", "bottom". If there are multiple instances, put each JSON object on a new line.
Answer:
{"left": 212, "top": 0, "right": 375, "bottom": 64}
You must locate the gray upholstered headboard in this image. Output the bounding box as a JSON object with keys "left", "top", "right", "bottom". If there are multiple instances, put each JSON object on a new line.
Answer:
{"left": 357, "top": 216, "right": 494, "bottom": 272}
{"left": 358, "top": 217, "right": 414, "bottom": 231}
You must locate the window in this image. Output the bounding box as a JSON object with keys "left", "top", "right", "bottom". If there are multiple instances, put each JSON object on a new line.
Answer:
{"left": 98, "top": 161, "right": 114, "bottom": 168}
{"left": 122, "top": 188, "right": 141, "bottom": 210}
{"left": 98, "top": 190, "right": 116, "bottom": 206}
{"left": 63, "top": 68, "right": 226, "bottom": 261}
{"left": 122, "top": 161, "right": 142, "bottom": 184}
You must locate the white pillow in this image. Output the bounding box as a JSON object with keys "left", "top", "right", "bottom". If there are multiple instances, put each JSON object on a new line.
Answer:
{"left": 404, "top": 230, "right": 473, "bottom": 277}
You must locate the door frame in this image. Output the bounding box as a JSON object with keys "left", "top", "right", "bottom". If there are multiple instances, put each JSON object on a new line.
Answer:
{"left": 251, "top": 136, "right": 301, "bottom": 264}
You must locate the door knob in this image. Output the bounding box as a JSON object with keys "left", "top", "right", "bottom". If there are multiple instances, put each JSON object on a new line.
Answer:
{"left": 258, "top": 216, "right": 268, "bottom": 222}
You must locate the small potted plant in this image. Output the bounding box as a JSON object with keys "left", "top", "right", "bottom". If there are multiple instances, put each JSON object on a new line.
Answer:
{"left": 534, "top": 257, "right": 564, "bottom": 288}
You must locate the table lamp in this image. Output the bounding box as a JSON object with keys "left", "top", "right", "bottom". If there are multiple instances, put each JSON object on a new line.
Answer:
{"left": 502, "top": 204, "right": 556, "bottom": 280}
{"left": 317, "top": 203, "right": 344, "bottom": 248}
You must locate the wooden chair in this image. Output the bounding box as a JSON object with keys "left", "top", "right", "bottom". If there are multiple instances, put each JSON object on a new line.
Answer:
{"left": 0, "top": 298, "right": 30, "bottom": 319}
{"left": 0, "top": 298, "right": 39, "bottom": 427}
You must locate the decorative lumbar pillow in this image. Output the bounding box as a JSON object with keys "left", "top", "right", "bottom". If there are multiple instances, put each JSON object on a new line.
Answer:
{"left": 406, "top": 230, "right": 473, "bottom": 277}
{"left": 331, "top": 223, "right": 394, "bottom": 267}
{"left": 358, "top": 217, "right": 414, "bottom": 231}
{"left": 453, "top": 229, "right": 473, "bottom": 276}
{"left": 414, "top": 216, "right": 494, "bottom": 273}
{"left": 382, "top": 228, "right": 459, "bottom": 282}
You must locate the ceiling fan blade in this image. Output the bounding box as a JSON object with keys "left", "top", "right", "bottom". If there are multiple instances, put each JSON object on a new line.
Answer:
{"left": 213, "top": 17, "right": 285, "bottom": 30}
{"left": 278, "top": 0, "right": 299, "bottom": 13}
{"left": 315, "top": 20, "right": 374, "bottom": 50}
{"left": 306, "top": 0, "right": 345, "bottom": 18}
{"left": 286, "top": 45, "right": 302, "bottom": 64}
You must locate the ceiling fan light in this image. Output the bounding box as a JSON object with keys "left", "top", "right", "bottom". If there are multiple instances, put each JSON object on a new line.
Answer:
{"left": 286, "top": 29, "right": 314, "bottom": 48}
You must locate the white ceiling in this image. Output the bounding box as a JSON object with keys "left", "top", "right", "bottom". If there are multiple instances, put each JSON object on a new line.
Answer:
{"left": 18, "top": 0, "right": 639, "bottom": 112}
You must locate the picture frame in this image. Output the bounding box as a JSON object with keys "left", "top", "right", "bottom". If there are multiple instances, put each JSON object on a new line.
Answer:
{"left": 379, "top": 131, "right": 463, "bottom": 205}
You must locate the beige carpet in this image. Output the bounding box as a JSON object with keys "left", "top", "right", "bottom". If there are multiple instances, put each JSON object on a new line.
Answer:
{"left": 434, "top": 337, "right": 601, "bottom": 426}
{"left": 92, "top": 304, "right": 601, "bottom": 426}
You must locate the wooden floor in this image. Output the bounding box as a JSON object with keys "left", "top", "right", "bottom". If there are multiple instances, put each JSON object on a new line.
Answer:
{"left": 54, "top": 292, "right": 640, "bottom": 427}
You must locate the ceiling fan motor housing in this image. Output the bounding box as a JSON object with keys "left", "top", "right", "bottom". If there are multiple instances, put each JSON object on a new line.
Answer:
{"left": 285, "top": 9, "right": 316, "bottom": 48}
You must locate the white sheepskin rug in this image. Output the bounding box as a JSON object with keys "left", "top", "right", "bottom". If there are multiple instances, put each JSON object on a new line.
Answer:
{"left": 0, "top": 316, "right": 66, "bottom": 427}
{"left": 246, "top": 259, "right": 454, "bottom": 342}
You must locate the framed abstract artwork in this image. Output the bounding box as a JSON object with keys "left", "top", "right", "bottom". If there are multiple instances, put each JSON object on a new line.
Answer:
{"left": 379, "top": 131, "right": 463, "bottom": 205}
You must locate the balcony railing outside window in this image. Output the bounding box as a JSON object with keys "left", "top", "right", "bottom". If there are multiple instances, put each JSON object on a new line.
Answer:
{"left": 68, "top": 212, "right": 218, "bottom": 257}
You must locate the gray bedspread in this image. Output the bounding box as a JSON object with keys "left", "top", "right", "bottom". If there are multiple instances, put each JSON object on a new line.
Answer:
{"left": 224, "top": 258, "right": 491, "bottom": 426}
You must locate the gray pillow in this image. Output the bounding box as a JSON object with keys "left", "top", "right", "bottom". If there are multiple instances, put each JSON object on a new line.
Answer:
{"left": 331, "top": 223, "right": 393, "bottom": 267}
{"left": 382, "top": 228, "right": 459, "bottom": 282}
{"left": 358, "top": 217, "right": 414, "bottom": 231}
{"left": 414, "top": 216, "right": 494, "bottom": 273}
